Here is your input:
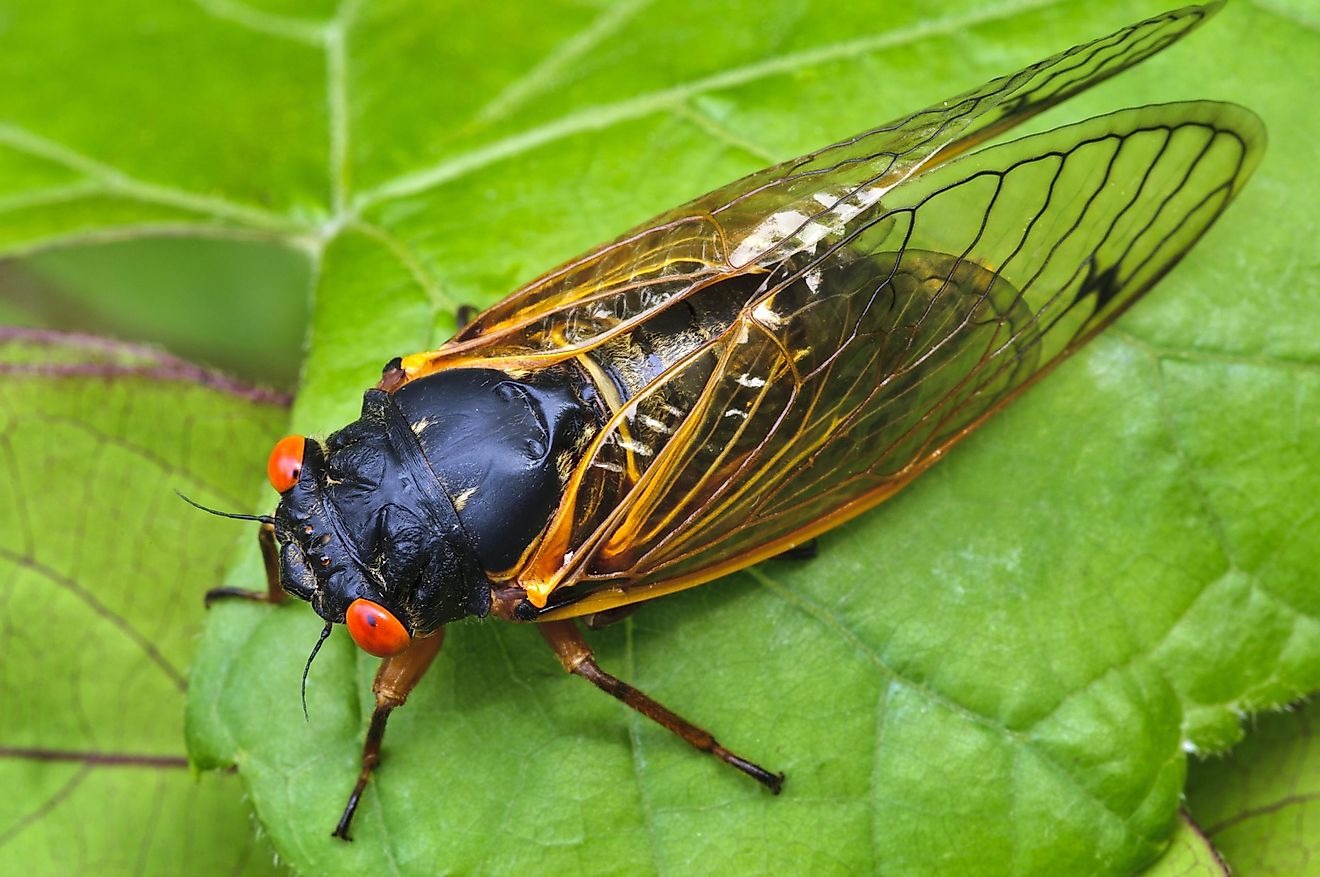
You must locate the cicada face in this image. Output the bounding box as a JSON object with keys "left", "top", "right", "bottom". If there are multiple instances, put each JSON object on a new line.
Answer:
{"left": 268, "top": 403, "right": 487, "bottom": 649}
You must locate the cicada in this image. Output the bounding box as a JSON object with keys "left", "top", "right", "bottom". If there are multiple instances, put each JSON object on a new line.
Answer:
{"left": 196, "top": 2, "right": 1262, "bottom": 840}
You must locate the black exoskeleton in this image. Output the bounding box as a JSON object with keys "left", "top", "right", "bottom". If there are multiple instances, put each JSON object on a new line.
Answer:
{"left": 273, "top": 366, "right": 599, "bottom": 636}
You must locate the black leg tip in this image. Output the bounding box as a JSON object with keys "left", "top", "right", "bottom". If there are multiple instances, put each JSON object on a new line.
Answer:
{"left": 455, "top": 304, "right": 479, "bottom": 330}
{"left": 726, "top": 752, "right": 785, "bottom": 794}
{"left": 331, "top": 816, "right": 355, "bottom": 842}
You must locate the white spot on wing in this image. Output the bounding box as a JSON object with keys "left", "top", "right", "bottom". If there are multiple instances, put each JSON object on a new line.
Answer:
{"left": 805, "top": 267, "right": 823, "bottom": 294}
{"left": 731, "top": 209, "right": 807, "bottom": 266}
{"left": 732, "top": 186, "right": 891, "bottom": 267}
{"left": 752, "top": 299, "right": 784, "bottom": 328}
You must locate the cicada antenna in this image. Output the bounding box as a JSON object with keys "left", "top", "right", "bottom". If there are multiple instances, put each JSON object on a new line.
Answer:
{"left": 175, "top": 490, "right": 275, "bottom": 526}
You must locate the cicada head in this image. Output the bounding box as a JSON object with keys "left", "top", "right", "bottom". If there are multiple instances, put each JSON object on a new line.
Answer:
{"left": 269, "top": 395, "right": 492, "bottom": 657}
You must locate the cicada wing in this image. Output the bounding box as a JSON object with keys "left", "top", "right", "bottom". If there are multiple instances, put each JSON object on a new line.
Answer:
{"left": 418, "top": 4, "right": 1222, "bottom": 374}
{"left": 536, "top": 100, "right": 1263, "bottom": 617}
{"left": 695, "top": 2, "right": 1223, "bottom": 267}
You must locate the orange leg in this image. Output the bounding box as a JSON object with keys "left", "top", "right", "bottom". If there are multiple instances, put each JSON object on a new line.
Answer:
{"left": 205, "top": 522, "right": 285, "bottom": 606}
{"left": 538, "top": 620, "right": 783, "bottom": 793}
{"left": 333, "top": 630, "right": 445, "bottom": 841}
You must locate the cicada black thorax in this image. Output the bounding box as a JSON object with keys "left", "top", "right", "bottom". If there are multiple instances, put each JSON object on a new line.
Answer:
{"left": 389, "top": 366, "right": 601, "bottom": 571}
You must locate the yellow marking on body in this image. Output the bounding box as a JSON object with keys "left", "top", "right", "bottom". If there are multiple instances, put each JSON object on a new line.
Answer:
{"left": 516, "top": 337, "right": 725, "bottom": 598}
{"left": 574, "top": 350, "right": 647, "bottom": 482}
{"left": 451, "top": 485, "right": 478, "bottom": 512}
{"left": 575, "top": 352, "right": 622, "bottom": 418}
{"left": 400, "top": 352, "right": 432, "bottom": 374}
{"left": 595, "top": 345, "right": 727, "bottom": 559}
{"left": 524, "top": 579, "right": 554, "bottom": 609}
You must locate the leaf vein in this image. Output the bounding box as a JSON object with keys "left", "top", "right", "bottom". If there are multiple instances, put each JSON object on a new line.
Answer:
{"left": 0, "top": 124, "right": 313, "bottom": 233}
{"left": 351, "top": 221, "right": 456, "bottom": 313}
{"left": 0, "top": 547, "right": 187, "bottom": 690}
{"left": 472, "top": 0, "right": 654, "bottom": 127}
{"left": 622, "top": 619, "right": 664, "bottom": 877}
{"left": 670, "top": 101, "right": 778, "bottom": 164}
{"left": 358, "top": 0, "right": 1067, "bottom": 208}
{"left": 189, "top": 0, "right": 327, "bottom": 44}
{"left": 0, "top": 763, "right": 91, "bottom": 848}
{"left": 1246, "top": 0, "right": 1320, "bottom": 33}
{"left": 747, "top": 566, "right": 1151, "bottom": 842}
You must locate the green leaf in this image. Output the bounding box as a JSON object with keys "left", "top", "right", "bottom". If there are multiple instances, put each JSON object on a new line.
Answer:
{"left": 0, "top": 329, "right": 288, "bottom": 875}
{"left": 1184, "top": 700, "right": 1320, "bottom": 875}
{"left": 2, "top": 1, "right": 1315, "bottom": 875}
{"left": 1136, "top": 813, "right": 1229, "bottom": 877}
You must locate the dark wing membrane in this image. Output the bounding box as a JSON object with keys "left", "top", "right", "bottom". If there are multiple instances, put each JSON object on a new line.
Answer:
{"left": 537, "top": 100, "right": 1263, "bottom": 617}
{"left": 421, "top": 4, "right": 1220, "bottom": 372}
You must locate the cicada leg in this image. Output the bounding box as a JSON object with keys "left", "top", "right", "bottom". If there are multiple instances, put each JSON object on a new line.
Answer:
{"left": 538, "top": 620, "right": 784, "bottom": 793}
{"left": 204, "top": 522, "right": 285, "bottom": 607}
{"left": 455, "top": 303, "right": 480, "bottom": 329}
{"left": 332, "top": 630, "right": 445, "bottom": 841}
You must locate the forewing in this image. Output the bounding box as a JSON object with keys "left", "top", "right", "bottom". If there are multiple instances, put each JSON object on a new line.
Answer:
{"left": 537, "top": 100, "right": 1263, "bottom": 617}
{"left": 415, "top": 4, "right": 1222, "bottom": 374}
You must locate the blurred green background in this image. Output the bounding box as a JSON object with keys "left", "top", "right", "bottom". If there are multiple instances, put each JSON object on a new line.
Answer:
{"left": 0, "top": 237, "right": 308, "bottom": 390}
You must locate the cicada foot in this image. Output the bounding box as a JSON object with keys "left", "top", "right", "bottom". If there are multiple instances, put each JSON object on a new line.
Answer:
{"left": 455, "top": 303, "right": 480, "bottom": 330}
{"left": 204, "top": 523, "right": 286, "bottom": 608}
{"left": 539, "top": 620, "right": 785, "bottom": 794}
{"left": 332, "top": 630, "right": 446, "bottom": 841}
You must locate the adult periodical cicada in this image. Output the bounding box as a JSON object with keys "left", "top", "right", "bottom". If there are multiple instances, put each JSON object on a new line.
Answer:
{"left": 195, "top": 2, "right": 1262, "bottom": 840}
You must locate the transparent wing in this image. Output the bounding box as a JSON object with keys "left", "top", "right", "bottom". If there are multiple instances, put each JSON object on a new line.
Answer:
{"left": 405, "top": 3, "right": 1222, "bottom": 378}
{"left": 533, "top": 99, "right": 1263, "bottom": 618}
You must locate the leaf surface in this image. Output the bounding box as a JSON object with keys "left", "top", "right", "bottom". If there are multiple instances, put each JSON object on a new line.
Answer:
{"left": 1184, "top": 699, "right": 1320, "bottom": 876}
{"left": 0, "top": 330, "right": 287, "bottom": 875}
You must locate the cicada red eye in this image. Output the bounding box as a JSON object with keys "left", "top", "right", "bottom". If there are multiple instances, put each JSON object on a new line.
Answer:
{"left": 266, "top": 435, "right": 305, "bottom": 493}
{"left": 345, "top": 598, "right": 412, "bottom": 657}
